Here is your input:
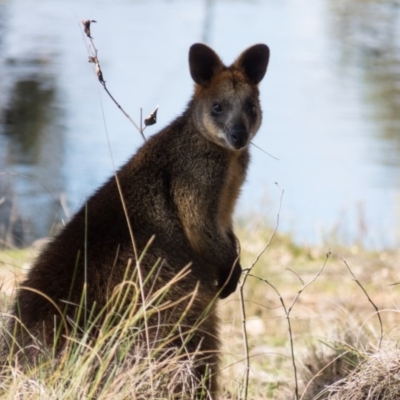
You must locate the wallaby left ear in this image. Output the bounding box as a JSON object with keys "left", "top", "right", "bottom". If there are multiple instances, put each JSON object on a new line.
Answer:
{"left": 234, "top": 44, "right": 270, "bottom": 85}
{"left": 189, "top": 43, "right": 224, "bottom": 87}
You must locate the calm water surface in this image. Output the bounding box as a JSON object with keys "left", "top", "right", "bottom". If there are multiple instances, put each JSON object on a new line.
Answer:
{"left": 0, "top": 0, "right": 399, "bottom": 249}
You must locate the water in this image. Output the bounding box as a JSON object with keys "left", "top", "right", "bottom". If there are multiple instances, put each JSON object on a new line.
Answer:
{"left": 0, "top": 0, "right": 399, "bottom": 249}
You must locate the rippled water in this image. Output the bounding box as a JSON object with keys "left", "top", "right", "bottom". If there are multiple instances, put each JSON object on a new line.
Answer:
{"left": 1, "top": 0, "right": 399, "bottom": 249}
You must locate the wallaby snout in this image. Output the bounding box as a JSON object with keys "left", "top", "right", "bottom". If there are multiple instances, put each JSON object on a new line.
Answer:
{"left": 227, "top": 120, "right": 249, "bottom": 150}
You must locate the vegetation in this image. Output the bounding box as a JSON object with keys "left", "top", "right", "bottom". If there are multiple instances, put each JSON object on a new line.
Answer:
{"left": 0, "top": 220, "right": 398, "bottom": 399}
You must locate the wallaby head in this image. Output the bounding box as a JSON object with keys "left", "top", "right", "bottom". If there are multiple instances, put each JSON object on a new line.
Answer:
{"left": 189, "top": 43, "right": 269, "bottom": 150}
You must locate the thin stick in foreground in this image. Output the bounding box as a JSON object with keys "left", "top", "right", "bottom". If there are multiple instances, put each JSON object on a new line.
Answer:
{"left": 248, "top": 250, "right": 331, "bottom": 400}
{"left": 238, "top": 186, "right": 284, "bottom": 400}
{"left": 81, "top": 19, "right": 146, "bottom": 142}
{"left": 341, "top": 258, "right": 383, "bottom": 349}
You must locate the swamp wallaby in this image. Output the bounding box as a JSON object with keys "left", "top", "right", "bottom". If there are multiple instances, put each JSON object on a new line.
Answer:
{"left": 7, "top": 42, "right": 269, "bottom": 397}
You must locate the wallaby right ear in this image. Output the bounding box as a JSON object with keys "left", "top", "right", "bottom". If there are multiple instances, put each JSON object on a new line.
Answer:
{"left": 234, "top": 44, "right": 270, "bottom": 85}
{"left": 189, "top": 43, "right": 224, "bottom": 87}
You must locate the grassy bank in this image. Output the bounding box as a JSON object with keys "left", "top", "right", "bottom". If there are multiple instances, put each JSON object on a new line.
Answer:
{"left": 220, "top": 224, "right": 400, "bottom": 398}
{"left": 0, "top": 224, "right": 399, "bottom": 399}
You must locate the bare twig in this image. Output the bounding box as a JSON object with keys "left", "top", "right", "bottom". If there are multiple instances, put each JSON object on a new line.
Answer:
{"left": 286, "top": 251, "right": 330, "bottom": 315}
{"left": 81, "top": 19, "right": 147, "bottom": 142}
{"left": 286, "top": 268, "right": 305, "bottom": 286}
{"left": 247, "top": 186, "right": 284, "bottom": 272}
{"left": 286, "top": 251, "right": 330, "bottom": 400}
{"left": 250, "top": 141, "right": 279, "bottom": 161}
{"left": 341, "top": 258, "right": 383, "bottom": 349}
{"left": 238, "top": 185, "right": 284, "bottom": 400}
{"left": 248, "top": 250, "right": 330, "bottom": 400}
{"left": 82, "top": 19, "right": 96, "bottom": 39}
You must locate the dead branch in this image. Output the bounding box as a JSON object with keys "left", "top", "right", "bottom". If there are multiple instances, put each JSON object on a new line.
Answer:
{"left": 81, "top": 19, "right": 149, "bottom": 142}
{"left": 238, "top": 185, "right": 284, "bottom": 400}
{"left": 341, "top": 258, "right": 383, "bottom": 349}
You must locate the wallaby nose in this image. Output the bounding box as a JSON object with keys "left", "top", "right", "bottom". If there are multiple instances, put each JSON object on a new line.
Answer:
{"left": 228, "top": 124, "right": 249, "bottom": 149}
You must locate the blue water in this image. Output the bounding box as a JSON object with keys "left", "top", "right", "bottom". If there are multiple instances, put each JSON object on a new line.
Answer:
{"left": 0, "top": 0, "right": 399, "bottom": 249}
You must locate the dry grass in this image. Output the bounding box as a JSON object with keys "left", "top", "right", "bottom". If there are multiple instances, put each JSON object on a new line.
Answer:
{"left": 0, "top": 338, "right": 213, "bottom": 399}
{"left": 326, "top": 345, "right": 400, "bottom": 399}
{"left": 217, "top": 222, "right": 400, "bottom": 399}
{"left": 0, "top": 246, "right": 217, "bottom": 399}
{"left": 0, "top": 222, "right": 399, "bottom": 399}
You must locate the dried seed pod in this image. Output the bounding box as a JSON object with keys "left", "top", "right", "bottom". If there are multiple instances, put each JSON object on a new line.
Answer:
{"left": 144, "top": 106, "right": 159, "bottom": 126}
{"left": 82, "top": 19, "right": 97, "bottom": 39}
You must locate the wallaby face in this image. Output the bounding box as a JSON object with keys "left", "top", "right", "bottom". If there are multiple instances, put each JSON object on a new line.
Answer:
{"left": 189, "top": 43, "right": 269, "bottom": 150}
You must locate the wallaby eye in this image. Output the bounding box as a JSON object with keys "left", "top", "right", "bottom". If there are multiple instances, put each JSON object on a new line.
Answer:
{"left": 248, "top": 102, "right": 257, "bottom": 114}
{"left": 212, "top": 103, "right": 223, "bottom": 113}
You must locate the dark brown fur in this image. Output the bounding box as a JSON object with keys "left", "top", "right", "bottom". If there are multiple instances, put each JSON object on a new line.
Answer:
{"left": 6, "top": 43, "right": 269, "bottom": 397}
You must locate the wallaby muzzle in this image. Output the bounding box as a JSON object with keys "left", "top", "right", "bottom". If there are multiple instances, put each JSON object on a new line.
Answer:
{"left": 227, "top": 121, "right": 249, "bottom": 150}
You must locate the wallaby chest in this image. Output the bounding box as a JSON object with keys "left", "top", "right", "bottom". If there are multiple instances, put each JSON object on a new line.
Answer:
{"left": 216, "top": 150, "right": 249, "bottom": 233}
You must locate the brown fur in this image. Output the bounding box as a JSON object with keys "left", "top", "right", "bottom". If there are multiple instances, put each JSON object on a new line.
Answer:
{"left": 6, "top": 43, "right": 269, "bottom": 397}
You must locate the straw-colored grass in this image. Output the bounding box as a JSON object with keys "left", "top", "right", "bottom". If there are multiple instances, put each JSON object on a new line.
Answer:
{"left": 0, "top": 221, "right": 399, "bottom": 399}
{"left": 326, "top": 345, "right": 400, "bottom": 399}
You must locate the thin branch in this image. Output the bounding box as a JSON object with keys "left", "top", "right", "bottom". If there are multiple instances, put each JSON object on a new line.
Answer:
{"left": 102, "top": 83, "right": 145, "bottom": 141}
{"left": 248, "top": 250, "right": 330, "bottom": 400}
{"left": 286, "top": 251, "right": 330, "bottom": 400}
{"left": 287, "top": 252, "right": 330, "bottom": 315}
{"left": 341, "top": 258, "right": 383, "bottom": 349}
{"left": 286, "top": 268, "right": 305, "bottom": 286}
{"left": 238, "top": 185, "right": 284, "bottom": 400}
{"left": 247, "top": 186, "right": 284, "bottom": 273}
{"left": 81, "top": 19, "right": 146, "bottom": 142}
{"left": 250, "top": 142, "right": 279, "bottom": 161}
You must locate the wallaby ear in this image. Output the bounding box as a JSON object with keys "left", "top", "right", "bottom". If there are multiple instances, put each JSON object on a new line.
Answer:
{"left": 234, "top": 44, "right": 270, "bottom": 85}
{"left": 189, "top": 43, "right": 224, "bottom": 87}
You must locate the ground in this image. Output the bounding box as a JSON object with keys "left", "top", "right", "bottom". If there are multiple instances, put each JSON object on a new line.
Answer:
{"left": 0, "top": 223, "right": 399, "bottom": 399}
